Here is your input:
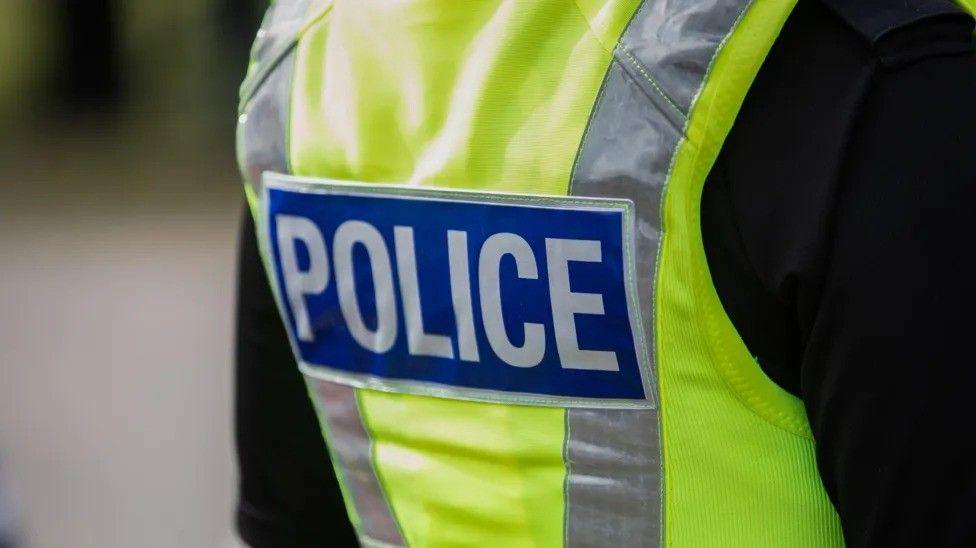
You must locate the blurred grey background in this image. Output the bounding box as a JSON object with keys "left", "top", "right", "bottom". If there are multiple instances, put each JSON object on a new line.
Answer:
{"left": 0, "top": 1, "right": 264, "bottom": 546}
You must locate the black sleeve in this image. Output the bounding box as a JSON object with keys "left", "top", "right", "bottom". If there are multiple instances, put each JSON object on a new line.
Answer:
{"left": 235, "top": 210, "right": 358, "bottom": 547}
{"left": 801, "top": 52, "right": 976, "bottom": 547}
{"left": 702, "top": 2, "right": 976, "bottom": 546}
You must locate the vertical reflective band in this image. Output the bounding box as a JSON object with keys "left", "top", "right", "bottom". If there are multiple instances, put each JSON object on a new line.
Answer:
{"left": 565, "top": 408, "right": 661, "bottom": 547}
{"left": 239, "top": 4, "right": 406, "bottom": 546}
{"left": 237, "top": 0, "right": 312, "bottom": 205}
{"left": 237, "top": 50, "right": 295, "bottom": 207}
{"left": 567, "top": 0, "right": 753, "bottom": 545}
{"left": 310, "top": 380, "right": 405, "bottom": 546}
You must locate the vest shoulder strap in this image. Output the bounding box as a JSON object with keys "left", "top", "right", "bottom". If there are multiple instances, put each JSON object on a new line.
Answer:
{"left": 816, "top": 0, "right": 974, "bottom": 66}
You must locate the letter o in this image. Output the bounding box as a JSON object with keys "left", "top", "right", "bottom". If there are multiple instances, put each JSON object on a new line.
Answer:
{"left": 333, "top": 220, "right": 398, "bottom": 353}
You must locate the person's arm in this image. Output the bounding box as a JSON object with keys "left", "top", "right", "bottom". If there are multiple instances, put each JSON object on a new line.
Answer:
{"left": 800, "top": 51, "right": 976, "bottom": 546}
{"left": 235, "top": 211, "right": 358, "bottom": 547}
{"left": 703, "top": 1, "right": 976, "bottom": 544}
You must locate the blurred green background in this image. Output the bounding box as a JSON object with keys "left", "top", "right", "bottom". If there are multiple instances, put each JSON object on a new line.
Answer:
{"left": 0, "top": 1, "right": 264, "bottom": 546}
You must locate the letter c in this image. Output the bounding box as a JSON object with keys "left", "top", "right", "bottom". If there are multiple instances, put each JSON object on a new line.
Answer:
{"left": 478, "top": 233, "right": 545, "bottom": 367}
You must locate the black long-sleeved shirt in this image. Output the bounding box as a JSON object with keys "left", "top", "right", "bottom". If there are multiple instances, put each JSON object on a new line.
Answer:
{"left": 235, "top": 1, "right": 976, "bottom": 545}
{"left": 702, "top": 1, "right": 976, "bottom": 545}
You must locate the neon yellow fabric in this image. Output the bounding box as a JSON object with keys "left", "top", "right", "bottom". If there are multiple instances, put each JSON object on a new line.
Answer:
{"left": 290, "top": 0, "right": 639, "bottom": 193}
{"left": 657, "top": 0, "right": 844, "bottom": 545}
{"left": 357, "top": 391, "right": 566, "bottom": 546}
{"left": 956, "top": 0, "right": 976, "bottom": 17}
{"left": 289, "top": 1, "right": 640, "bottom": 545}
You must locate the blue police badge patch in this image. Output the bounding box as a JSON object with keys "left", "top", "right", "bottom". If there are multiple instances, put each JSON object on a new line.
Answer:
{"left": 261, "top": 173, "right": 653, "bottom": 408}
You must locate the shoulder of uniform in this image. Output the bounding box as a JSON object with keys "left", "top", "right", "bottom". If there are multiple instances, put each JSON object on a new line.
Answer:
{"left": 815, "top": 0, "right": 974, "bottom": 67}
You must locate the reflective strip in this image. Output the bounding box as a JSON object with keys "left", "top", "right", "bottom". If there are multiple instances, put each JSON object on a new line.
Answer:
{"left": 616, "top": 0, "right": 750, "bottom": 116}
{"left": 565, "top": 408, "right": 661, "bottom": 547}
{"left": 238, "top": 0, "right": 318, "bottom": 204}
{"left": 309, "top": 379, "right": 405, "bottom": 547}
{"left": 566, "top": 0, "right": 753, "bottom": 545}
{"left": 239, "top": 0, "right": 311, "bottom": 107}
{"left": 238, "top": 4, "right": 406, "bottom": 545}
{"left": 237, "top": 51, "right": 295, "bottom": 206}
{"left": 571, "top": 61, "right": 677, "bottom": 369}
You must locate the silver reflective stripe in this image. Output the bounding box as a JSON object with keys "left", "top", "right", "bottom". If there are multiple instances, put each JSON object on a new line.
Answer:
{"left": 565, "top": 408, "right": 661, "bottom": 547}
{"left": 617, "top": 0, "right": 748, "bottom": 115}
{"left": 571, "top": 61, "right": 677, "bottom": 365}
{"left": 237, "top": 0, "right": 312, "bottom": 198}
{"left": 310, "top": 380, "right": 405, "bottom": 546}
{"left": 239, "top": 0, "right": 311, "bottom": 107}
{"left": 251, "top": 0, "right": 311, "bottom": 64}
{"left": 237, "top": 4, "right": 405, "bottom": 546}
{"left": 237, "top": 50, "right": 295, "bottom": 200}
{"left": 566, "top": 0, "right": 753, "bottom": 545}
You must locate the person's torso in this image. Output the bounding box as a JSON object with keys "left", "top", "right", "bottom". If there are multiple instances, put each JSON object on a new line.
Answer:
{"left": 237, "top": 1, "right": 843, "bottom": 545}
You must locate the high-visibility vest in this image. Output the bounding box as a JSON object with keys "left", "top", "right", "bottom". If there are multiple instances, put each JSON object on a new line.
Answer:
{"left": 238, "top": 1, "right": 845, "bottom": 545}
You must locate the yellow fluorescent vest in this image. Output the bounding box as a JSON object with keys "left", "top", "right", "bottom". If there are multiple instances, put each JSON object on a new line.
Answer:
{"left": 237, "top": 0, "right": 845, "bottom": 545}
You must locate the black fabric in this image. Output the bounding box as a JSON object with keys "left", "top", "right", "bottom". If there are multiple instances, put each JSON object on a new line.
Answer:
{"left": 235, "top": 212, "right": 358, "bottom": 547}
{"left": 234, "top": 0, "right": 976, "bottom": 546}
{"left": 703, "top": 0, "right": 976, "bottom": 546}
{"left": 817, "top": 0, "right": 971, "bottom": 46}
{"left": 817, "top": 0, "right": 974, "bottom": 68}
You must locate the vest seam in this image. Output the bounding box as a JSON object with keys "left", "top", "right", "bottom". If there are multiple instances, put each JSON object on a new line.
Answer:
{"left": 566, "top": 0, "right": 685, "bottom": 121}
{"left": 566, "top": 0, "right": 631, "bottom": 56}
{"left": 564, "top": 4, "right": 668, "bottom": 543}
{"left": 613, "top": 47, "right": 687, "bottom": 120}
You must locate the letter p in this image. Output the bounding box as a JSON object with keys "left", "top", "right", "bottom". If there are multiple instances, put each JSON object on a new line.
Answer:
{"left": 276, "top": 214, "right": 329, "bottom": 342}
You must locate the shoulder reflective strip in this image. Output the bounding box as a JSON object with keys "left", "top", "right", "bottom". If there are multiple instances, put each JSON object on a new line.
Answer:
{"left": 237, "top": 10, "right": 405, "bottom": 545}
{"left": 237, "top": 49, "right": 295, "bottom": 213}
{"left": 309, "top": 380, "right": 405, "bottom": 546}
{"left": 239, "top": 0, "right": 312, "bottom": 108}
{"left": 566, "top": 0, "right": 753, "bottom": 545}
{"left": 616, "top": 0, "right": 751, "bottom": 116}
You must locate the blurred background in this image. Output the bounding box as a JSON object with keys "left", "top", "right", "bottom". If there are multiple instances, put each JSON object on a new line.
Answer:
{"left": 0, "top": 1, "right": 266, "bottom": 546}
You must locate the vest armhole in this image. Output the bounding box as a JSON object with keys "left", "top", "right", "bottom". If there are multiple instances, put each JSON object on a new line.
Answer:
{"left": 659, "top": 0, "right": 814, "bottom": 440}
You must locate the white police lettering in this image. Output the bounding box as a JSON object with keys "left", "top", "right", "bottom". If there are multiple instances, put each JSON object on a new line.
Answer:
{"left": 545, "top": 238, "right": 619, "bottom": 371}
{"left": 333, "top": 220, "right": 398, "bottom": 353}
{"left": 479, "top": 233, "right": 546, "bottom": 368}
{"left": 448, "top": 230, "right": 480, "bottom": 362}
{"left": 276, "top": 214, "right": 329, "bottom": 342}
{"left": 276, "top": 217, "right": 619, "bottom": 371}
{"left": 394, "top": 226, "right": 454, "bottom": 359}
